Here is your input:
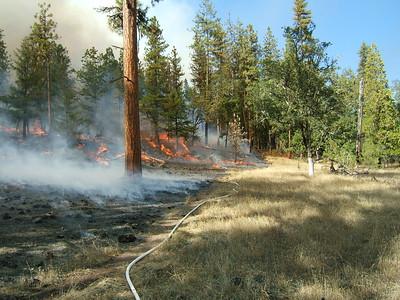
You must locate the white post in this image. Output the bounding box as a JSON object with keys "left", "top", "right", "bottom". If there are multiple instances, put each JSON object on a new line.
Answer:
{"left": 307, "top": 148, "right": 314, "bottom": 177}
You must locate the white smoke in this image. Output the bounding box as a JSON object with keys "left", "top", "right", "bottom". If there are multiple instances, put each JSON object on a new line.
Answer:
{"left": 0, "top": 137, "right": 203, "bottom": 201}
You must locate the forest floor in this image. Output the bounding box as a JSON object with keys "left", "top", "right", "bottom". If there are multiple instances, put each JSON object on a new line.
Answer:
{"left": 0, "top": 165, "right": 223, "bottom": 300}
{"left": 1, "top": 157, "right": 400, "bottom": 299}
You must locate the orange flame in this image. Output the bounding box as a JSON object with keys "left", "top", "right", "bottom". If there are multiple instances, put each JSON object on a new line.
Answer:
{"left": 31, "top": 120, "right": 47, "bottom": 136}
{"left": 0, "top": 125, "right": 17, "bottom": 133}
{"left": 97, "top": 143, "right": 109, "bottom": 155}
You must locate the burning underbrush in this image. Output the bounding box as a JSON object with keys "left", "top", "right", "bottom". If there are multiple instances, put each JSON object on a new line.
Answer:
{"left": 0, "top": 124, "right": 266, "bottom": 201}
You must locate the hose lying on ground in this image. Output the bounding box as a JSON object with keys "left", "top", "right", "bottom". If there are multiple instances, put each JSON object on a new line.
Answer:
{"left": 125, "top": 190, "right": 237, "bottom": 300}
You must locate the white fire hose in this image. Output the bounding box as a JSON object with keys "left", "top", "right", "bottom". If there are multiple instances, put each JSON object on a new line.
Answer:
{"left": 125, "top": 183, "right": 239, "bottom": 300}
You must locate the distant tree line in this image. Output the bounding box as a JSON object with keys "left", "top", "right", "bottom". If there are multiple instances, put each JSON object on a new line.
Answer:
{"left": 188, "top": 0, "right": 400, "bottom": 172}
{"left": 0, "top": 0, "right": 399, "bottom": 171}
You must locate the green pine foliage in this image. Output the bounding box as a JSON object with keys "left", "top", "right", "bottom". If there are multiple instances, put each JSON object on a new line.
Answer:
{"left": 282, "top": 0, "right": 336, "bottom": 159}
{"left": 7, "top": 37, "right": 39, "bottom": 132}
{"left": 142, "top": 17, "right": 169, "bottom": 145}
{"left": 163, "top": 47, "right": 191, "bottom": 146}
{"left": 362, "top": 44, "right": 400, "bottom": 163}
{"left": 191, "top": 0, "right": 227, "bottom": 143}
{"left": 0, "top": 29, "right": 10, "bottom": 95}
{"left": 76, "top": 47, "right": 121, "bottom": 136}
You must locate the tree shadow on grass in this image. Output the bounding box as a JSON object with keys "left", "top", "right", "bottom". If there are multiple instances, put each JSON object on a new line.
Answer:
{"left": 136, "top": 174, "right": 400, "bottom": 300}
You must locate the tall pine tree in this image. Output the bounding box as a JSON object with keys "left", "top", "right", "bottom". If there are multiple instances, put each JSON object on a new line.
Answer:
{"left": 142, "top": 17, "right": 169, "bottom": 146}
{"left": 0, "top": 29, "right": 10, "bottom": 96}
{"left": 30, "top": 2, "right": 59, "bottom": 133}
{"left": 191, "top": 0, "right": 223, "bottom": 145}
{"left": 163, "top": 47, "right": 191, "bottom": 151}
{"left": 282, "top": 0, "right": 336, "bottom": 176}
{"left": 362, "top": 44, "right": 400, "bottom": 163}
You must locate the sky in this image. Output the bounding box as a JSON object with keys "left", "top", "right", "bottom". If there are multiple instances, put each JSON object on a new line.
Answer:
{"left": 1, "top": 0, "right": 399, "bottom": 83}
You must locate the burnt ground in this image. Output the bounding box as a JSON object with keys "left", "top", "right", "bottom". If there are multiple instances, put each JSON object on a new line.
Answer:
{"left": 0, "top": 166, "right": 224, "bottom": 300}
{"left": 0, "top": 129, "right": 267, "bottom": 299}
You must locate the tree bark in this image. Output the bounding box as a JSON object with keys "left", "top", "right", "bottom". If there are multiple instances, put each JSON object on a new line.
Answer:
{"left": 356, "top": 78, "right": 364, "bottom": 165}
{"left": 123, "top": 0, "right": 142, "bottom": 176}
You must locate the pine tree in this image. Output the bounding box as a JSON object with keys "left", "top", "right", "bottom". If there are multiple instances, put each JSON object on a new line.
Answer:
{"left": 249, "top": 27, "right": 282, "bottom": 151}
{"left": 283, "top": 0, "right": 336, "bottom": 176}
{"left": 239, "top": 24, "right": 259, "bottom": 149}
{"left": 362, "top": 44, "right": 400, "bottom": 163}
{"left": 184, "top": 79, "right": 202, "bottom": 144}
{"left": 7, "top": 37, "right": 41, "bottom": 138}
{"left": 163, "top": 47, "right": 191, "bottom": 150}
{"left": 355, "top": 43, "right": 369, "bottom": 164}
{"left": 76, "top": 47, "right": 107, "bottom": 133}
{"left": 324, "top": 70, "right": 359, "bottom": 166}
{"left": 0, "top": 29, "right": 10, "bottom": 96}
{"left": 262, "top": 27, "right": 280, "bottom": 79}
{"left": 48, "top": 44, "right": 80, "bottom": 138}
{"left": 225, "top": 22, "right": 260, "bottom": 149}
{"left": 142, "top": 17, "right": 169, "bottom": 146}
{"left": 30, "top": 2, "right": 59, "bottom": 133}
{"left": 191, "top": 0, "right": 223, "bottom": 145}
{"left": 98, "top": 47, "right": 122, "bottom": 137}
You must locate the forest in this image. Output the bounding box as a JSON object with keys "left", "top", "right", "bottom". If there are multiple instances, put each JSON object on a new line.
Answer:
{"left": 0, "top": 0, "right": 399, "bottom": 173}
{"left": 1, "top": 0, "right": 400, "bottom": 299}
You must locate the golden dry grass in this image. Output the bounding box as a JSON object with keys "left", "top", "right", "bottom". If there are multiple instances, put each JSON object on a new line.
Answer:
{"left": 131, "top": 158, "right": 400, "bottom": 299}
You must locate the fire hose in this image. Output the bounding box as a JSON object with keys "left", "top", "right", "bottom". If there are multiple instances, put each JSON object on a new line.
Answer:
{"left": 125, "top": 182, "right": 240, "bottom": 300}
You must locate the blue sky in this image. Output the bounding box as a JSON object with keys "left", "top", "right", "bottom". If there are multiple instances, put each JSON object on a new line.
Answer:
{"left": 205, "top": 0, "right": 400, "bottom": 83}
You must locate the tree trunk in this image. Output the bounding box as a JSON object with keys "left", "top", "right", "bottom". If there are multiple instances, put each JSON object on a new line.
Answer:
{"left": 155, "top": 126, "right": 160, "bottom": 148}
{"left": 288, "top": 128, "right": 292, "bottom": 158}
{"left": 47, "top": 61, "right": 52, "bottom": 134}
{"left": 123, "top": 0, "right": 142, "bottom": 176}
{"left": 204, "top": 122, "right": 208, "bottom": 145}
{"left": 175, "top": 119, "right": 179, "bottom": 152}
{"left": 225, "top": 122, "right": 228, "bottom": 148}
{"left": 307, "top": 147, "right": 314, "bottom": 177}
{"left": 22, "top": 118, "right": 28, "bottom": 139}
{"left": 356, "top": 78, "right": 364, "bottom": 165}
{"left": 216, "top": 121, "right": 220, "bottom": 147}
{"left": 268, "top": 130, "right": 272, "bottom": 153}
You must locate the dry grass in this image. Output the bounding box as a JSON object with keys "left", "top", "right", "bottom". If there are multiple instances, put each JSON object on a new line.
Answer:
{"left": 0, "top": 238, "right": 122, "bottom": 299}
{"left": 131, "top": 157, "right": 400, "bottom": 299}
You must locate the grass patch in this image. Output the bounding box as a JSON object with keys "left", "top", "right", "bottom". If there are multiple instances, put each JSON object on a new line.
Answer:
{"left": 0, "top": 238, "right": 122, "bottom": 299}
{"left": 131, "top": 158, "right": 400, "bottom": 299}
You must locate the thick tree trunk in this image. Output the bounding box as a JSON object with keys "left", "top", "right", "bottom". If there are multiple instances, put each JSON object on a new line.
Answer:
{"left": 123, "top": 0, "right": 142, "bottom": 176}
{"left": 47, "top": 61, "right": 51, "bottom": 134}
{"left": 356, "top": 78, "right": 364, "bottom": 165}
